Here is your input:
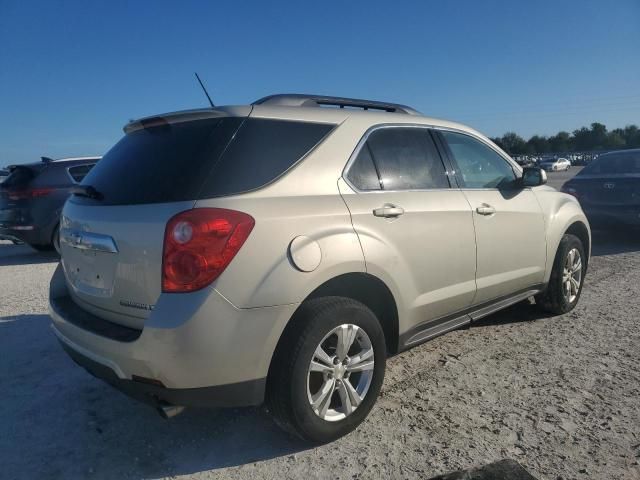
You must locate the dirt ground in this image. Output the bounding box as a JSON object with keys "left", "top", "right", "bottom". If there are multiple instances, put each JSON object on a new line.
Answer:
{"left": 1, "top": 174, "right": 639, "bottom": 479}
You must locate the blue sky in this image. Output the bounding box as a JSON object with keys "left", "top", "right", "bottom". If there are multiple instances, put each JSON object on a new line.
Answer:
{"left": 1, "top": 0, "right": 639, "bottom": 166}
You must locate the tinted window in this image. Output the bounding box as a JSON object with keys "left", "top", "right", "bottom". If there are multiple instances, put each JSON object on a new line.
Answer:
{"left": 441, "top": 131, "right": 516, "bottom": 188}
{"left": 200, "top": 119, "right": 334, "bottom": 197}
{"left": 579, "top": 151, "right": 640, "bottom": 175}
{"left": 346, "top": 145, "right": 381, "bottom": 190}
{"left": 366, "top": 128, "right": 449, "bottom": 190}
{"left": 68, "top": 164, "right": 95, "bottom": 183}
{"left": 77, "top": 117, "right": 334, "bottom": 205}
{"left": 1, "top": 166, "right": 36, "bottom": 188}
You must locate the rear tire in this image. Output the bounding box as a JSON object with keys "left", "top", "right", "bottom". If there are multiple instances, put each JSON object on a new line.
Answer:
{"left": 535, "top": 234, "right": 586, "bottom": 315}
{"left": 267, "top": 297, "right": 386, "bottom": 443}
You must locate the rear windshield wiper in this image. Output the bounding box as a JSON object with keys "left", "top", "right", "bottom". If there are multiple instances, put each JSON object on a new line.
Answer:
{"left": 70, "top": 185, "right": 103, "bottom": 201}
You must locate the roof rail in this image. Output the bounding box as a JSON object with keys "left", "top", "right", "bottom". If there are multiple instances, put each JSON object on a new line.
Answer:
{"left": 253, "top": 94, "right": 421, "bottom": 115}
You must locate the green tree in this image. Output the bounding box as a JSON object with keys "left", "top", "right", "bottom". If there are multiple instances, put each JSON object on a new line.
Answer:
{"left": 590, "top": 122, "right": 608, "bottom": 149}
{"left": 549, "top": 131, "right": 571, "bottom": 152}
{"left": 490, "top": 137, "right": 505, "bottom": 150}
{"left": 527, "top": 135, "right": 550, "bottom": 154}
{"left": 500, "top": 132, "right": 528, "bottom": 155}
{"left": 607, "top": 129, "right": 626, "bottom": 149}
{"left": 572, "top": 127, "right": 592, "bottom": 151}
{"left": 623, "top": 125, "right": 640, "bottom": 148}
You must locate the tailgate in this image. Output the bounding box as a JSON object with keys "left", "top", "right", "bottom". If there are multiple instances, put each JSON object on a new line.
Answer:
{"left": 60, "top": 200, "right": 194, "bottom": 329}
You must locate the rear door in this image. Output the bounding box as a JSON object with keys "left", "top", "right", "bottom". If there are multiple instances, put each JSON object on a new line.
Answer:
{"left": 437, "top": 130, "right": 547, "bottom": 304}
{"left": 339, "top": 126, "right": 477, "bottom": 339}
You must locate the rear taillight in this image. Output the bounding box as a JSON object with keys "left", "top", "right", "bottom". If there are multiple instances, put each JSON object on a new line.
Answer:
{"left": 7, "top": 188, "right": 54, "bottom": 200}
{"left": 162, "top": 208, "right": 255, "bottom": 293}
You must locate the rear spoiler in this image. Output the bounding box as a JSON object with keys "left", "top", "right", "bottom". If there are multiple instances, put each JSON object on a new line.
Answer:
{"left": 123, "top": 106, "right": 252, "bottom": 134}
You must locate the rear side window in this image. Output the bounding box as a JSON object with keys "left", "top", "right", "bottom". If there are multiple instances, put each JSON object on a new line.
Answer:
{"left": 67, "top": 164, "right": 96, "bottom": 183}
{"left": 441, "top": 131, "right": 516, "bottom": 189}
{"left": 78, "top": 117, "right": 334, "bottom": 206}
{"left": 346, "top": 145, "right": 381, "bottom": 190}
{"left": 363, "top": 127, "right": 449, "bottom": 190}
{"left": 199, "top": 119, "right": 334, "bottom": 197}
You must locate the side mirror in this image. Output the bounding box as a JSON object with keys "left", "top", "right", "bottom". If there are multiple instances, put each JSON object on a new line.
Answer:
{"left": 521, "top": 167, "right": 547, "bottom": 187}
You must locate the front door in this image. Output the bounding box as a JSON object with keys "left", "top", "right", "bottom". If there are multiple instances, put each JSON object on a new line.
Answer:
{"left": 437, "top": 130, "right": 547, "bottom": 304}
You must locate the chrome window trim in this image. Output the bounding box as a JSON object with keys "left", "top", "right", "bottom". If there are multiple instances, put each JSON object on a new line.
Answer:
{"left": 341, "top": 123, "right": 455, "bottom": 194}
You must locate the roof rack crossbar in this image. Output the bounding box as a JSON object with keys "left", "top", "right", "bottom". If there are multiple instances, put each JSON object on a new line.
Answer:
{"left": 253, "top": 94, "right": 420, "bottom": 115}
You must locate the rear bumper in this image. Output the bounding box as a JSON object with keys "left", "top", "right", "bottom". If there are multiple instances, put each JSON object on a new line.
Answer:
{"left": 57, "top": 338, "right": 266, "bottom": 408}
{"left": 49, "top": 264, "right": 298, "bottom": 408}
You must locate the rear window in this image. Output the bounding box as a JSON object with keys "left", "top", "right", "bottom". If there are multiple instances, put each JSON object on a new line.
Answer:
{"left": 77, "top": 117, "right": 334, "bottom": 205}
{"left": 579, "top": 152, "right": 640, "bottom": 175}
{"left": 1, "top": 166, "right": 36, "bottom": 189}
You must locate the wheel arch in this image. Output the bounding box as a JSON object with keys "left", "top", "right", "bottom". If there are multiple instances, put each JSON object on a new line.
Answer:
{"left": 565, "top": 221, "right": 590, "bottom": 266}
{"left": 273, "top": 272, "right": 400, "bottom": 361}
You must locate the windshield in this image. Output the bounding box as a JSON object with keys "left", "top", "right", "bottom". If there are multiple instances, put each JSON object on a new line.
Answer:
{"left": 579, "top": 151, "right": 640, "bottom": 175}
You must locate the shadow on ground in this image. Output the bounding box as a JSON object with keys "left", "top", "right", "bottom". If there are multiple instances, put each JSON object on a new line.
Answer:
{"left": 470, "top": 299, "right": 547, "bottom": 328}
{"left": 0, "top": 242, "right": 58, "bottom": 266}
{"left": 0, "top": 314, "right": 306, "bottom": 479}
{"left": 591, "top": 227, "right": 640, "bottom": 256}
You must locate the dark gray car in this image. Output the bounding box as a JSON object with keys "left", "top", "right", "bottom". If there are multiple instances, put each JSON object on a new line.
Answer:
{"left": 0, "top": 156, "right": 100, "bottom": 251}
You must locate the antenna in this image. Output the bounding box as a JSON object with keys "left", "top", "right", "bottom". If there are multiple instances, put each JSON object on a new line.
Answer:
{"left": 194, "top": 72, "right": 215, "bottom": 108}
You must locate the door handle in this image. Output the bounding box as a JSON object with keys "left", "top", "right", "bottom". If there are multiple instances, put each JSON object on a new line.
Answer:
{"left": 373, "top": 204, "right": 405, "bottom": 218}
{"left": 476, "top": 204, "right": 496, "bottom": 216}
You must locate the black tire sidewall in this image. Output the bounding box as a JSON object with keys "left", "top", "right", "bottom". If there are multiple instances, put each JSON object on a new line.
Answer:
{"left": 288, "top": 300, "right": 386, "bottom": 443}
{"left": 550, "top": 234, "right": 586, "bottom": 313}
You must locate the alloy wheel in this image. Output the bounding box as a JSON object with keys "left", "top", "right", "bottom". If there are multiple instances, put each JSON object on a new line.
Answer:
{"left": 307, "top": 324, "right": 375, "bottom": 422}
{"left": 562, "top": 247, "right": 582, "bottom": 303}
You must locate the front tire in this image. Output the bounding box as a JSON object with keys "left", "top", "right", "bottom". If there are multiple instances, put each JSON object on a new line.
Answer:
{"left": 536, "top": 234, "right": 586, "bottom": 315}
{"left": 267, "top": 297, "right": 386, "bottom": 443}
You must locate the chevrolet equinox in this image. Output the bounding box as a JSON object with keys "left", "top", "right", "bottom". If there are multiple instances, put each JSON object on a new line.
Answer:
{"left": 49, "top": 94, "right": 590, "bottom": 443}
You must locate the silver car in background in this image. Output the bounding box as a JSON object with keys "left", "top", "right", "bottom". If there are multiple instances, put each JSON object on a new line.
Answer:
{"left": 49, "top": 94, "right": 590, "bottom": 443}
{"left": 541, "top": 157, "right": 571, "bottom": 172}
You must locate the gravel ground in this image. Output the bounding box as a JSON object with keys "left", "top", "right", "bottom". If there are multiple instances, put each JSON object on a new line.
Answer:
{"left": 1, "top": 218, "right": 639, "bottom": 480}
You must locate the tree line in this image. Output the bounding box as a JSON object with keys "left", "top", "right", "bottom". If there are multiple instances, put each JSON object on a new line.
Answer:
{"left": 490, "top": 123, "right": 640, "bottom": 156}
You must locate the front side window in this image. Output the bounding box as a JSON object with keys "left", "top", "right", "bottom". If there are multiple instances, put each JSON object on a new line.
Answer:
{"left": 441, "top": 131, "right": 516, "bottom": 189}
{"left": 350, "top": 127, "right": 449, "bottom": 191}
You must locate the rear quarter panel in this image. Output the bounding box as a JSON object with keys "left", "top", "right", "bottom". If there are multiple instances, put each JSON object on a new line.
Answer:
{"left": 195, "top": 121, "right": 367, "bottom": 308}
{"left": 197, "top": 193, "right": 365, "bottom": 308}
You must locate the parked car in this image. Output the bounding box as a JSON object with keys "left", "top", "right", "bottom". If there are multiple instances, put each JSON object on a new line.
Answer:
{"left": 561, "top": 148, "right": 640, "bottom": 228}
{"left": 0, "top": 156, "right": 100, "bottom": 252}
{"left": 49, "top": 94, "right": 590, "bottom": 443}
{"left": 540, "top": 157, "right": 571, "bottom": 172}
{"left": 0, "top": 168, "right": 9, "bottom": 183}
